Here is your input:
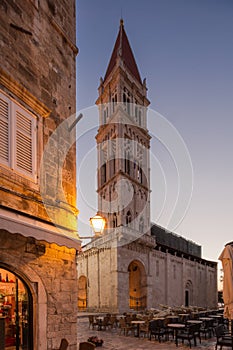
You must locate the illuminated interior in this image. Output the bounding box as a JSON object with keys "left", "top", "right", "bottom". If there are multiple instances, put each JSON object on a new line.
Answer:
{"left": 0, "top": 268, "right": 32, "bottom": 349}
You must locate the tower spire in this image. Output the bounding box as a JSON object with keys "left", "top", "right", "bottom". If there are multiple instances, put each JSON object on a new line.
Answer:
{"left": 104, "top": 21, "right": 142, "bottom": 84}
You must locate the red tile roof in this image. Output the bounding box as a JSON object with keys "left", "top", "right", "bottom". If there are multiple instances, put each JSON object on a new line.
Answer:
{"left": 104, "top": 19, "right": 142, "bottom": 84}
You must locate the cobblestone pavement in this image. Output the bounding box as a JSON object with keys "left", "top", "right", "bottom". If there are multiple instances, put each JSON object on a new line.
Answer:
{"left": 77, "top": 317, "right": 216, "bottom": 350}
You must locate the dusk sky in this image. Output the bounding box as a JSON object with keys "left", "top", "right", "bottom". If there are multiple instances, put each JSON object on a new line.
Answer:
{"left": 75, "top": 0, "right": 233, "bottom": 278}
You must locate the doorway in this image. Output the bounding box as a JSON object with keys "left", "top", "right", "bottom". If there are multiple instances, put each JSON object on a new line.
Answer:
{"left": 0, "top": 267, "right": 33, "bottom": 350}
{"left": 128, "top": 260, "right": 147, "bottom": 311}
{"left": 78, "top": 276, "right": 87, "bottom": 311}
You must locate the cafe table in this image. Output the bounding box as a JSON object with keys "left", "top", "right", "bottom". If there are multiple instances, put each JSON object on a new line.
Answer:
{"left": 199, "top": 317, "right": 213, "bottom": 321}
{"left": 187, "top": 320, "right": 203, "bottom": 324}
{"left": 131, "top": 320, "right": 145, "bottom": 337}
{"left": 167, "top": 323, "right": 186, "bottom": 346}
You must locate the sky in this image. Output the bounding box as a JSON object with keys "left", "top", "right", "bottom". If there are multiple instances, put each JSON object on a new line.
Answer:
{"left": 75, "top": 0, "right": 233, "bottom": 282}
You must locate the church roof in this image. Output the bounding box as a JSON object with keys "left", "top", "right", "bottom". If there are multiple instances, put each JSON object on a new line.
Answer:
{"left": 104, "top": 19, "right": 142, "bottom": 84}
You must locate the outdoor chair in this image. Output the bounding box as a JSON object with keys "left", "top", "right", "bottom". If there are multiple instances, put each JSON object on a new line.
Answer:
{"left": 53, "top": 338, "right": 69, "bottom": 350}
{"left": 108, "top": 315, "right": 118, "bottom": 328}
{"left": 100, "top": 316, "right": 111, "bottom": 330}
{"left": 200, "top": 319, "right": 214, "bottom": 339}
{"left": 88, "top": 315, "right": 98, "bottom": 330}
{"left": 176, "top": 324, "right": 196, "bottom": 348}
{"left": 215, "top": 325, "right": 233, "bottom": 350}
{"left": 149, "top": 319, "right": 166, "bottom": 342}
{"left": 139, "top": 320, "right": 150, "bottom": 338}
{"left": 79, "top": 342, "right": 96, "bottom": 350}
{"left": 118, "top": 317, "right": 135, "bottom": 336}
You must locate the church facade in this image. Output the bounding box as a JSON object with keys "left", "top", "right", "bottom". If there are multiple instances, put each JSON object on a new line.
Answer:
{"left": 77, "top": 20, "right": 218, "bottom": 313}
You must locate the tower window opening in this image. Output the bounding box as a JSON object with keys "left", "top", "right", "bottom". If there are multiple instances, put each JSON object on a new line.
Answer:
{"left": 113, "top": 212, "right": 117, "bottom": 228}
{"left": 126, "top": 210, "right": 132, "bottom": 226}
{"left": 111, "top": 91, "right": 117, "bottom": 113}
{"left": 101, "top": 163, "right": 106, "bottom": 185}
{"left": 103, "top": 106, "right": 108, "bottom": 124}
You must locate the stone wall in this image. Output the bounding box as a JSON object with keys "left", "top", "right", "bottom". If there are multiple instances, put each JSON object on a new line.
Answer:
{"left": 0, "top": 0, "right": 78, "bottom": 230}
{"left": 0, "top": 1, "right": 79, "bottom": 349}
{"left": 0, "top": 231, "right": 78, "bottom": 350}
{"left": 78, "top": 238, "right": 218, "bottom": 313}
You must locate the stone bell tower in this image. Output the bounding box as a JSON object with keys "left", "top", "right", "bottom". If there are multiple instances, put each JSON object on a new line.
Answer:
{"left": 78, "top": 20, "right": 156, "bottom": 313}
{"left": 95, "top": 19, "right": 152, "bottom": 243}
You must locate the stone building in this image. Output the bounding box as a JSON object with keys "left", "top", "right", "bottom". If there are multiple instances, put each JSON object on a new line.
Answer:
{"left": 77, "top": 20, "right": 218, "bottom": 313}
{"left": 0, "top": 1, "right": 80, "bottom": 350}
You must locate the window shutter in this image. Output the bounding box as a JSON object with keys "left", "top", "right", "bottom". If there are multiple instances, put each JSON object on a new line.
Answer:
{"left": 0, "top": 95, "right": 9, "bottom": 164}
{"left": 15, "top": 109, "right": 34, "bottom": 175}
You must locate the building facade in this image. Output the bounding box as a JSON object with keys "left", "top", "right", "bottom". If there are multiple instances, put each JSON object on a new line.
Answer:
{"left": 77, "top": 20, "right": 218, "bottom": 313}
{"left": 0, "top": 1, "right": 80, "bottom": 349}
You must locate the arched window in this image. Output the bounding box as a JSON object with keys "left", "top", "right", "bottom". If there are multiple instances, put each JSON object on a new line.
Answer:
{"left": 126, "top": 211, "right": 132, "bottom": 226}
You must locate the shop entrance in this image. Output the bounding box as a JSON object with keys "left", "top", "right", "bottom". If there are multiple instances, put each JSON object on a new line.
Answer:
{"left": 0, "top": 268, "right": 33, "bottom": 350}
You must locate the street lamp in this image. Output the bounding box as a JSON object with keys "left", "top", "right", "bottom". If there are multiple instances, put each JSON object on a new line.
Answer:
{"left": 89, "top": 214, "right": 106, "bottom": 237}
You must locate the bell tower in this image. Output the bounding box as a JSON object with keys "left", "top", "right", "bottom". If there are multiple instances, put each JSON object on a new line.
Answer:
{"left": 96, "top": 19, "right": 151, "bottom": 243}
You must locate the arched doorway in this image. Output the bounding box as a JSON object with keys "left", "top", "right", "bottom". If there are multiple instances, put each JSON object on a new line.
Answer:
{"left": 0, "top": 267, "right": 33, "bottom": 350}
{"left": 185, "top": 280, "right": 193, "bottom": 307}
{"left": 128, "top": 260, "right": 147, "bottom": 311}
{"left": 78, "top": 276, "right": 87, "bottom": 311}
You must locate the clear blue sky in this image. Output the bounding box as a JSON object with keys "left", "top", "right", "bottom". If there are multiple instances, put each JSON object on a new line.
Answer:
{"left": 75, "top": 0, "right": 233, "bottom": 275}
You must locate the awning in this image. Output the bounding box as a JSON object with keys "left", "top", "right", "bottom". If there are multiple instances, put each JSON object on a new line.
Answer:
{"left": 0, "top": 207, "right": 81, "bottom": 250}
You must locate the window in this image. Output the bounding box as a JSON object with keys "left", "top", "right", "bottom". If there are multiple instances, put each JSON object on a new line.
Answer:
{"left": 101, "top": 163, "right": 106, "bottom": 184}
{"left": 113, "top": 212, "right": 117, "bottom": 228}
{"left": 123, "top": 87, "right": 131, "bottom": 115}
{"left": 0, "top": 91, "right": 37, "bottom": 180}
{"left": 126, "top": 210, "right": 132, "bottom": 226}
{"left": 103, "top": 106, "right": 108, "bottom": 124}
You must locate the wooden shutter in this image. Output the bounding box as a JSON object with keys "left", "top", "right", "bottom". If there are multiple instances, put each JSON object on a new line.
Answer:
{"left": 15, "top": 109, "right": 35, "bottom": 176}
{"left": 0, "top": 94, "right": 9, "bottom": 164}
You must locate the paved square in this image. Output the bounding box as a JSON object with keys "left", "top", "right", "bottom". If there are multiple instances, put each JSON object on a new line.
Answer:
{"left": 77, "top": 317, "right": 216, "bottom": 349}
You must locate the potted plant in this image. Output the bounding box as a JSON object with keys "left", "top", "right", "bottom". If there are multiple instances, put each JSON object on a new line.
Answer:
{"left": 87, "top": 336, "right": 104, "bottom": 347}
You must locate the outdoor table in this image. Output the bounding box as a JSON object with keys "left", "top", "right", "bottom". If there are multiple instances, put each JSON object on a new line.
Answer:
{"left": 208, "top": 315, "right": 222, "bottom": 318}
{"left": 167, "top": 323, "right": 186, "bottom": 346}
{"left": 131, "top": 320, "right": 145, "bottom": 337}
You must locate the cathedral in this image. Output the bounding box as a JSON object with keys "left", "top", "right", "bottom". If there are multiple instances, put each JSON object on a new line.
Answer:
{"left": 77, "top": 20, "right": 217, "bottom": 313}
